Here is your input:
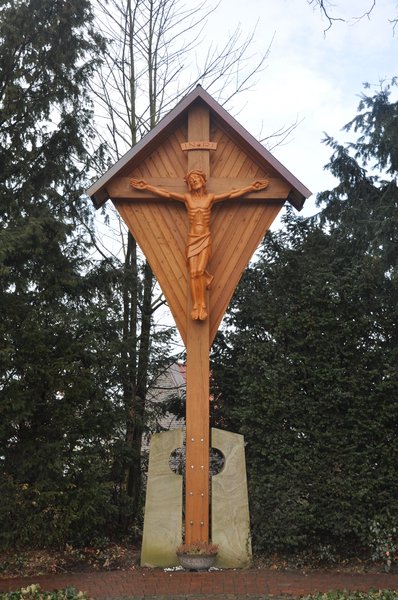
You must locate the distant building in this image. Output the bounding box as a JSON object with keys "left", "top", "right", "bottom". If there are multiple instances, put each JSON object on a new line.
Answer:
{"left": 144, "top": 362, "right": 186, "bottom": 444}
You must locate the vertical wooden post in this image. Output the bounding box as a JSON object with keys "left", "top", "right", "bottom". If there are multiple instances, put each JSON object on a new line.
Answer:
{"left": 185, "top": 104, "right": 211, "bottom": 543}
{"left": 185, "top": 321, "right": 210, "bottom": 542}
{"left": 187, "top": 104, "right": 211, "bottom": 174}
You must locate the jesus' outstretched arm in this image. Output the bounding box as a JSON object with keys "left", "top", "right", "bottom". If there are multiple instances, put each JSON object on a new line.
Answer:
{"left": 212, "top": 179, "right": 269, "bottom": 203}
{"left": 130, "top": 178, "right": 186, "bottom": 202}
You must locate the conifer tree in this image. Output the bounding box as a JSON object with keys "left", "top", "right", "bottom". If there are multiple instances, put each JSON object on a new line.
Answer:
{"left": 212, "top": 82, "right": 398, "bottom": 559}
{"left": 0, "top": 0, "right": 121, "bottom": 548}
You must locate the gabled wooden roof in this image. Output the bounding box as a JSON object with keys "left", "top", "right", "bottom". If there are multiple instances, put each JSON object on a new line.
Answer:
{"left": 87, "top": 85, "right": 311, "bottom": 210}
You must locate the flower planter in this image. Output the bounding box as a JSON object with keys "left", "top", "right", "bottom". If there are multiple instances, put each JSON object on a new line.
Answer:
{"left": 177, "top": 552, "right": 217, "bottom": 571}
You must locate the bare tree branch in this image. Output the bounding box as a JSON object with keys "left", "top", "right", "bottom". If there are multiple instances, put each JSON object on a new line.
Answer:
{"left": 307, "top": 0, "right": 345, "bottom": 33}
{"left": 308, "top": 0, "right": 381, "bottom": 33}
{"left": 259, "top": 114, "right": 304, "bottom": 151}
{"left": 352, "top": 0, "right": 376, "bottom": 23}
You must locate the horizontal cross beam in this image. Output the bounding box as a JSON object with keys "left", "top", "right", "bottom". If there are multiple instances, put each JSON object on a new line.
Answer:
{"left": 106, "top": 177, "right": 292, "bottom": 200}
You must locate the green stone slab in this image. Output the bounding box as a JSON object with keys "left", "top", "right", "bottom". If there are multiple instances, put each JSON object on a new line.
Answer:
{"left": 211, "top": 428, "right": 252, "bottom": 568}
{"left": 141, "top": 429, "right": 183, "bottom": 567}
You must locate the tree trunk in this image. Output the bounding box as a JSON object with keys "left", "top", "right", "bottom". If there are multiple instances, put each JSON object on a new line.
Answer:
{"left": 126, "top": 260, "right": 153, "bottom": 521}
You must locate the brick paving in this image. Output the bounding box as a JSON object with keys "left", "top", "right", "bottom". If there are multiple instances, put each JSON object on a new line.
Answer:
{"left": 0, "top": 567, "right": 398, "bottom": 599}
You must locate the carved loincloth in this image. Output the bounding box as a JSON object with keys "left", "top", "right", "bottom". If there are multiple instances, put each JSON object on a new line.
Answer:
{"left": 186, "top": 232, "right": 213, "bottom": 288}
{"left": 186, "top": 232, "right": 211, "bottom": 259}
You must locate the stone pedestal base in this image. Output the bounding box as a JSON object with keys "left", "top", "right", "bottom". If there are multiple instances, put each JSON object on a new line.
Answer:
{"left": 140, "top": 427, "right": 251, "bottom": 568}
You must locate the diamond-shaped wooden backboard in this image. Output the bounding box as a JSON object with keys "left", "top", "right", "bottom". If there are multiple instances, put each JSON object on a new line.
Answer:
{"left": 102, "top": 106, "right": 299, "bottom": 345}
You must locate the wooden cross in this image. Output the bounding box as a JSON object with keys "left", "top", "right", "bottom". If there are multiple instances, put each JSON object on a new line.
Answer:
{"left": 87, "top": 86, "right": 310, "bottom": 559}
{"left": 107, "top": 104, "right": 290, "bottom": 543}
{"left": 93, "top": 95, "right": 306, "bottom": 546}
{"left": 126, "top": 105, "right": 270, "bottom": 542}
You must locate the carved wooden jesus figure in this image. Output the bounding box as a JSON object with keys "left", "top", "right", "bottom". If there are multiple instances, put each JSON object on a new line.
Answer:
{"left": 130, "top": 170, "right": 269, "bottom": 321}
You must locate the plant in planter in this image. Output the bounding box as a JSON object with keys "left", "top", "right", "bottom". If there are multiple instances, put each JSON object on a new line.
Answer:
{"left": 176, "top": 541, "right": 219, "bottom": 571}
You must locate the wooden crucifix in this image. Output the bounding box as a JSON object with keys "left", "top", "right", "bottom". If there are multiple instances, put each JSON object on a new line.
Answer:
{"left": 129, "top": 171, "right": 269, "bottom": 321}
{"left": 87, "top": 85, "right": 310, "bottom": 554}
{"left": 129, "top": 146, "right": 268, "bottom": 542}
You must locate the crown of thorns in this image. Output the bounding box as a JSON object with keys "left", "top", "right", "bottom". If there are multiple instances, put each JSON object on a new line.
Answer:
{"left": 184, "top": 169, "right": 207, "bottom": 183}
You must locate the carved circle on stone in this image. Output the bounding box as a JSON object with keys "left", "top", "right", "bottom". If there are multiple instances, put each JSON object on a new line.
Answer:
{"left": 168, "top": 447, "right": 185, "bottom": 475}
{"left": 210, "top": 447, "right": 225, "bottom": 476}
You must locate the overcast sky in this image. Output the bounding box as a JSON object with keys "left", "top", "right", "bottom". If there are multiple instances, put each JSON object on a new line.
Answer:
{"left": 205, "top": 0, "right": 398, "bottom": 218}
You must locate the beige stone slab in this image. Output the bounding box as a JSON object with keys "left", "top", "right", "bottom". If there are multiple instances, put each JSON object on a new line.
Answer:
{"left": 141, "top": 429, "right": 183, "bottom": 567}
{"left": 211, "top": 428, "right": 252, "bottom": 568}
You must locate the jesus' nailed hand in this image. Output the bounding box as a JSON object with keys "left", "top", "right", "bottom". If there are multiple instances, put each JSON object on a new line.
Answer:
{"left": 129, "top": 170, "right": 269, "bottom": 322}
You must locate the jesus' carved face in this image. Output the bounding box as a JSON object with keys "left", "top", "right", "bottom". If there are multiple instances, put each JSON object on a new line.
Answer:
{"left": 185, "top": 170, "right": 207, "bottom": 192}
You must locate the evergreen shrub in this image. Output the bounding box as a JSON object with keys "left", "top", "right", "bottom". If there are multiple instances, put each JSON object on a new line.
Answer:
{"left": 0, "top": 585, "right": 89, "bottom": 600}
{"left": 302, "top": 592, "right": 398, "bottom": 600}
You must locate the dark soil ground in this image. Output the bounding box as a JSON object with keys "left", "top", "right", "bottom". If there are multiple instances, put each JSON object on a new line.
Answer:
{"left": 0, "top": 545, "right": 394, "bottom": 580}
{"left": 0, "top": 545, "right": 140, "bottom": 579}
